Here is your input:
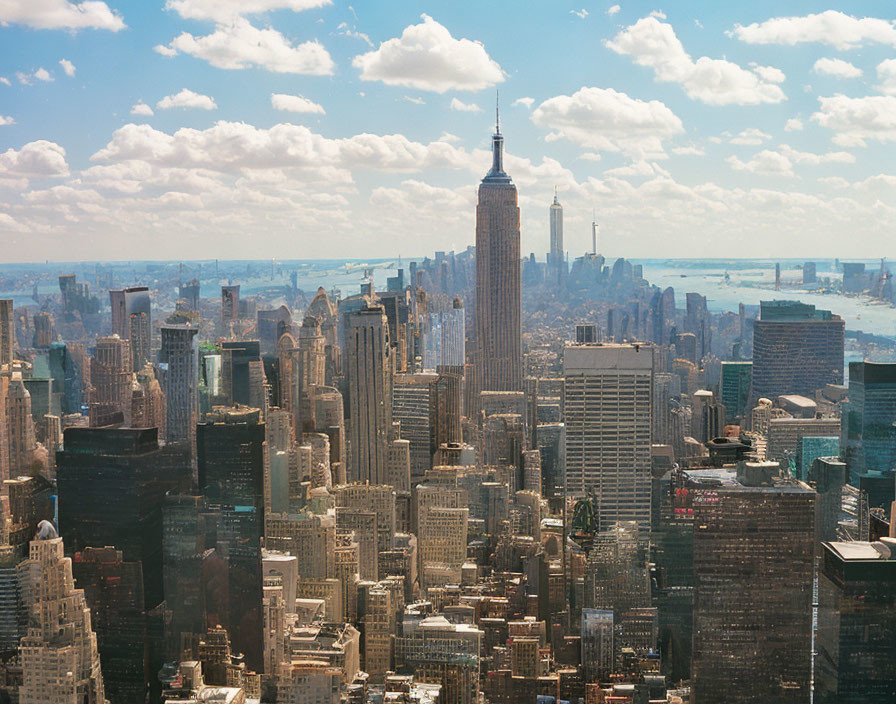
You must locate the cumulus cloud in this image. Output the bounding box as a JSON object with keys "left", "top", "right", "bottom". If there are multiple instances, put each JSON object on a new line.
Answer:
{"left": 812, "top": 94, "right": 896, "bottom": 146}
{"left": 130, "top": 102, "right": 154, "bottom": 117}
{"left": 513, "top": 97, "right": 535, "bottom": 109}
{"left": 571, "top": 9, "right": 588, "bottom": 19}
{"left": 606, "top": 17, "right": 786, "bottom": 105}
{"left": 785, "top": 118, "right": 804, "bottom": 131}
{"left": 876, "top": 60, "right": 896, "bottom": 96}
{"left": 731, "top": 10, "right": 896, "bottom": 50}
{"left": 165, "top": 0, "right": 331, "bottom": 22}
{"left": 158, "top": 18, "right": 334, "bottom": 74}
{"left": 730, "top": 128, "right": 771, "bottom": 145}
{"left": 353, "top": 14, "right": 504, "bottom": 92}
{"left": 17, "top": 68, "right": 53, "bottom": 85}
{"left": 154, "top": 44, "right": 178, "bottom": 57}
{"left": 0, "top": 0, "right": 125, "bottom": 31}
{"left": 672, "top": 146, "right": 705, "bottom": 155}
{"left": 450, "top": 98, "right": 481, "bottom": 112}
{"left": 271, "top": 93, "right": 325, "bottom": 114}
{"left": 813, "top": 58, "right": 862, "bottom": 79}
{"left": 727, "top": 150, "right": 795, "bottom": 177}
{"left": 531, "top": 86, "right": 684, "bottom": 158}
{"left": 156, "top": 89, "right": 217, "bottom": 110}
{"left": 778, "top": 144, "right": 855, "bottom": 165}
{"left": 608, "top": 4, "right": 620, "bottom": 15}
{"left": 0, "top": 116, "right": 15, "bottom": 126}
{"left": 0, "top": 140, "right": 69, "bottom": 178}
{"left": 58, "top": 59, "right": 76, "bottom": 77}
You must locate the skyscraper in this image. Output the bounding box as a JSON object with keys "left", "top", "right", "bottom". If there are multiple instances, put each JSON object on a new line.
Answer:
{"left": 159, "top": 325, "right": 199, "bottom": 447}
{"left": 749, "top": 300, "right": 844, "bottom": 406}
{"left": 0, "top": 299, "right": 14, "bottom": 366}
{"left": 473, "top": 112, "right": 522, "bottom": 407}
{"left": 89, "top": 335, "right": 132, "bottom": 426}
{"left": 563, "top": 343, "right": 653, "bottom": 529}
{"left": 17, "top": 523, "right": 105, "bottom": 704}
{"left": 841, "top": 361, "right": 896, "bottom": 490}
{"left": 346, "top": 303, "right": 393, "bottom": 485}
{"left": 548, "top": 191, "right": 564, "bottom": 287}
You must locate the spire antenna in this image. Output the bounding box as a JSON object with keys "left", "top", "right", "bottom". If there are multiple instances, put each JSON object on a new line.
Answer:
{"left": 496, "top": 90, "right": 500, "bottom": 134}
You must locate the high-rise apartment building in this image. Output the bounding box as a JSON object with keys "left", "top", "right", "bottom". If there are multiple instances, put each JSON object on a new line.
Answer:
{"left": 749, "top": 300, "right": 844, "bottom": 406}
{"left": 563, "top": 343, "right": 653, "bottom": 529}
{"left": 17, "top": 524, "right": 105, "bottom": 704}
{"left": 473, "top": 116, "right": 522, "bottom": 406}
{"left": 691, "top": 465, "right": 815, "bottom": 704}
{"left": 159, "top": 325, "right": 199, "bottom": 446}
{"left": 346, "top": 303, "right": 393, "bottom": 485}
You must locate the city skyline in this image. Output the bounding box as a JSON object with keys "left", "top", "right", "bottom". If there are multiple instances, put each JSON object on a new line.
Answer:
{"left": 2, "top": 3, "right": 896, "bottom": 261}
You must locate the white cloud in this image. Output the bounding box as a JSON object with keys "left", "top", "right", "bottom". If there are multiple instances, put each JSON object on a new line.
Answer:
{"left": 580, "top": 152, "right": 603, "bottom": 161}
{"left": 165, "top": 0, "right": 331, "bottom": 22}
{"left": 154, "top": 44, "right": 178, "bottom": 57}
{"left": 812, "top": 94, "right": 896, "bottom": 146}
{"left": 876, "top": 59, "right": 896, "bottom": 96}
{"left": 0, "top": 140, "right": 69, "bottom": 178}
{"left": 606, "top": 17, "right": 786, "bottom": 105}
{"left": 160, "top": 18, "right": 334, "bottom": 74}
{"left": 731, "top": 11, "right": 896, "bottom": 50}
{"left": 531, "top": 86, "right": 684, "bottom": 158}
{"left": 0, "top": 0, "right": 125, "bottom": 31}
{"left": 672, "top": 145, "right": 704, "bottom": 155}
{"left": 779, "top": 144, "right": 854, "bottom": 165}
{"left": 0, "top": 213, "right": 21, "bottom": 230}
{"left": 0, "top": 78, "right": 10, "bottom": 86}
{"left": 271, "top": 93, "right": 325, "bottom": 114}
{"left": 650, "top": 10, "right": 666, "bottom": 19}
{"left": 785, "top": 118, "right": 803, "bottom": 132}
{"left": 450, "top": 98, "right": 481, "bottom": 112}
{"left": 130, "top": 102, "right": 154, "bottom": 117}
{"left": 513, "top": 97, "right": 535, "bottom": 109}
{"left": 750, "top": 63, "right": 786, "bottom": 84}
{"left": 813, "top": 58, "right": 862, "bottom": 79}
{"left": 0, "top": 116, "right": 15, "bottom": 126}
{"left": 352, "top": 14, "right": 504, "bottom": 92}
{"left": 17, "top": 68, "right": 54, "bottom": 85}
{"left": 727, "top": 150, "right": 795, "bottom": 177}
{"left": 571, "top": 9, "right": 588, "bottom": 19}
{"left": 608, "top": 5, "right": 620, "bottom": 16}
{"left": 404, "top": 96, "right": 425, "bottom": 105}
{"left": 156, "top": 89, "right": 217, "bottom": 111}
{"left": 337, "top": 22, "right": 373, "bottom": 47}
{"left": 58, "top": 59, "right": 76, "bottom": 77}
{"left": 730, "top": 128, "right": 771, "bottom": 145}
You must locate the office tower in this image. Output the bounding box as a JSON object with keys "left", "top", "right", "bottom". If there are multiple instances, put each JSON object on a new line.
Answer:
{"left": 576, "top": 324, "right": 597, "bottom": 344}
{"left": 162, "top": 494, "right": 207, "bottom": 661}
{"left": 346, "top": 303, "right": 393, "bottom": 485}
{"left": 424, "top": 299, "right": 466, "bottom": 371}
{"left": 473, "top": 114, "right": 522, "bottom": 406}
{"left": 221, "top": 284, "right": 240, "bottom": 333}
{"left": 810, "top": 457, "right": 848, "bottom": 543}
{"left": 358, "top": 582, "right": 393, "bottom": 681}
{"left": 17, "top": 523, "right": 105, "bottom": 704}
{"left": 110, "top": 288, "right": 127, "bottom": 338}
{"left": 816, "top": 541, "right": 896, "bottom": 703}
{"left": 842, "top": 361, "right": 896, "bottom": 488}
{"left": 336, "top": 507, "right": 378, "bottom": 581}
{"left": 749, "top": 300, "right": 844, "bottom": 406}
{"left": 132, "top": 363, "right": 166, "bottom": 435}
{"left": 392, "top": 372, "right": 437, "bottom": 483}
{"left": 581, "top": 609, "right": 614, "bottom": 682}
{"left": 125, "top": 287, "right": 152, "bottom": 371}
{"left": 434, "top": 364, "right": 463, "bottom": 446}
{"left": 89, "top": 335, "right": 132, "bottom": 425}
{"left": 418, "top": 505, "right": 468, "bottom": 588}
{"left": 335, "top": 484, "right": 396, "bottom": 557}
{"left": 767, "top": 416, "right": 841, "bottom": 465}
{"left": 72, "top": 546, "right": 146, "bottom": 704}
{"left": 0, "top": 300, "right": 13, "bottom": 366}
{"left": 159, "top": 325, "right": 199, "bottom": 446}
{"left": 6, "top": 372, "right": 36, "bottom": 477}
{"left": 264, "top": 511, "right": 335, "bottom": 580}
{"left": 197, "top": 406, "right": 265, "bottom": 672}
{"left": 564, "top": 343, "right": 653, "bottom": 529}
{"left": 57, "top": 427, "right": 189, "bottom": 609}
{"left": 720, "top": 361, "right": 752, "bottom": 424}
{"left": 685, "top": 293, "right": 711, "bottom": 360}
{"left": 691, "top": 466, "right": 815, "bottom": 704}
{"left": 549, "top": 190, "right": 563, "bottom": 274}
{"left": 395, "top": 614, "right": 482, "bottom": 704}
{"left": 803, "top": 262, "right": 817, "bottom": 284}
{"left": 256, "top": 304, "right": 293, "bottom": 356}
{"left": 49, "top": 342, "right": 82, "bottom": 415}
{"left": 221, "top": 340, "right": 263, "bottom": 407}
{"left": 32, "top": 312, "right": 54, "bottom": 348}
{"left": 335, "top": 535, "right": 360, "bottom": 622}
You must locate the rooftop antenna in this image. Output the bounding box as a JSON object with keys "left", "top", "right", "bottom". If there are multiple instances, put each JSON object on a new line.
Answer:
{"left": 495, "top": 90, "right": 500, "bottom": 134}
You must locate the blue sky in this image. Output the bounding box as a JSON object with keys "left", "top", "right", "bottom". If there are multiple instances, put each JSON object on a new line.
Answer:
{"left": 2, "top": 1, "right": 896, "bottom": 262}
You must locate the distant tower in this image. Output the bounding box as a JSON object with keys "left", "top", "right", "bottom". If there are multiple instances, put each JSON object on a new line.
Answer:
{"left": 592, "top": 216, "right": 599, "bottom": 256}
{"left": 549, "top": 189, "right": 563, "bottom": 266}
{"left": 0, "top": 299, "right": 15, "bottom": 366}
{"left": 7, "top": 372, "right": 36, "bottom": 476}
{"left": 473, "top": 102, "right": 522, "bottom": 408}
{"left": 159, "top": 325, "right": 199, "bottom": 448}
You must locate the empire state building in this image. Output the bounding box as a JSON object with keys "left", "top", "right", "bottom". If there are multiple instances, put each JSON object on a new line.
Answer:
{"left": 473, "top": 111, "right": 522, "bottom": 404}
